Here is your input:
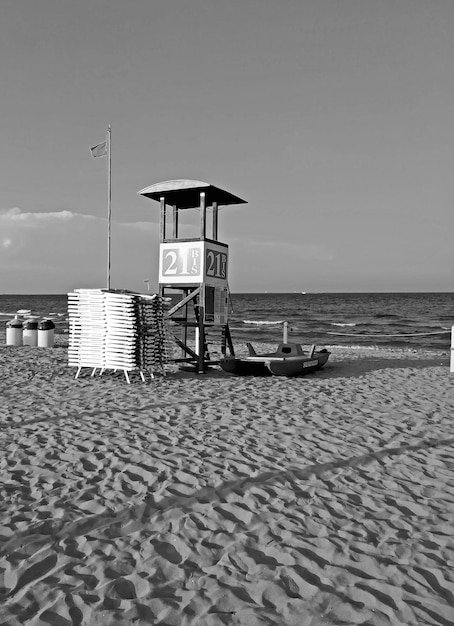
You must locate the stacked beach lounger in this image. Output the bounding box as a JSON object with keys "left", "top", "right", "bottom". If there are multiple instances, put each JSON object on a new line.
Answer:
{"left": 68, "top": 289, "right": 106, "bottom": 372}
{"left": 136, "top": 295, "right": 171, "bottom": 375}
{"left": 104, "top": 291, "right": 140, "bottom": 379}
{"left": 68, "top": 289, "right": 171, "bottom": 382}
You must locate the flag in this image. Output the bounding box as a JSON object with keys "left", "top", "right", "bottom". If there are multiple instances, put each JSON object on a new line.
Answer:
{"left": 90, "top": 140, "right": 108, "bottom": 158}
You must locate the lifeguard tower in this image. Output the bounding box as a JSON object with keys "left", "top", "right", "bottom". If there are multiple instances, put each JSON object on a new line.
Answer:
{"left": 138, "top": 179, "right": 247, "bottom": 373}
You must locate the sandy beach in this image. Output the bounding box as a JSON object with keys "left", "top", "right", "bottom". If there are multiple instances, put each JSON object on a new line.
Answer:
{"left": 1, "top": 334, "right": 453, "bottom": 625}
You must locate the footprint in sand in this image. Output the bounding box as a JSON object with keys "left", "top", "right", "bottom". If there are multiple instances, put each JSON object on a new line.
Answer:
{"left": 154, "top": 540, "right": 183, "bottom": 564}
{"left": 8, "top": 553, "right": 58, "bottom": 597}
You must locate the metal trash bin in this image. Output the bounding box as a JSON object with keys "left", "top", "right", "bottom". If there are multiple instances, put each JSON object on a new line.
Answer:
{"left": 38, "top": 319, "right": 55, "bottom": 348}
{"left": 6, "top": 317, "right": 23, "bottom": 346}
{"left": 23, "top": 319, "right": 39, "bottom": 346}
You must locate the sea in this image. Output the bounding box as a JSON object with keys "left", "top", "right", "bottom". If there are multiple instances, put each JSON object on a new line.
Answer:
{"left": 0, "top": 292, "right": 452, "bottom": 351}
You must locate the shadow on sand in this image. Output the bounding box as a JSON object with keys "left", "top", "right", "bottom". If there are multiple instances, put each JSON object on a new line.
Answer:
{"left": 166, "top": 354, "right": 449, "bottom": 381}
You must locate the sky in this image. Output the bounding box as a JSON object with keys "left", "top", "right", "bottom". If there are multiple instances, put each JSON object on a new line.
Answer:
{"left": 0, "top": 0, "right": 453, "bottom": 294}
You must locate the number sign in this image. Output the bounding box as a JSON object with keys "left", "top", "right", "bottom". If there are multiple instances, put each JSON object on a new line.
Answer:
{"left": 159, "top": 241, "right": 228, "bottom": 285}
{"left": 205, "top": 248, "right": 227, "bottom": 280}
{"left": 161, "top": 246, "right": 201, "bottom": 278}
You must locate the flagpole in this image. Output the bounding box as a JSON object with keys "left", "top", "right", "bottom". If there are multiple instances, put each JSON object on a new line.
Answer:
{"left": 107, "top": 124, "right": 112, "bottom": 290}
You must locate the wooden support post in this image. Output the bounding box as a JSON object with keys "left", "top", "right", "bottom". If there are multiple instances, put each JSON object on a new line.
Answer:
{"left": 197, "top": 312, "right": 205, "bottom": 373}
{"left": 221, "top": 326, "right": 227, "bottom": 356}
{"left": 200, "top": 191, "right": 206, "bottom": 239}
{"left": 212, "top": 202, "right": 218, "bottom": 241}
{"left": 172, "top": 335, "right": 199, "bottom": 360}
{"left": 160, "top": 196, "right": 166, "bottom": 242}
{"left": 172, "top": 205, "right": 178, "bottom": 239}
{"left": 167, "top": 287, "right": 201, "bottom": 317}
{"left": 182, "top": 295, "right": 188, "bottom": 359}
{"left": 194, "top": 328, "right": 199, "bottom": 355}
{"left": 224, "top": 324, "right": 235, "bottom": 356}
{"left": 193, "top": 297, "right": 208, "bottom": 373}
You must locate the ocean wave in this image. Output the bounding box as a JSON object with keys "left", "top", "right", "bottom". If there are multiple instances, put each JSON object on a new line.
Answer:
{"left": 243, "top": 320, "right": 285, "bottom": 326}
{"left": 325, "top": 344, "right": 379, "bottom": 350}
{"left": 331, "top": 322, "right": 356, "bottom": 327}
{"left": 0, "top": 310, "right": 67, "bottom": 323}
{"left": 0, "top": 311, "right": 34, "bottom": 320}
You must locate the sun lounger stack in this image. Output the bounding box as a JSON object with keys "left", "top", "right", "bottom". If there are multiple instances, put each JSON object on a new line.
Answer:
{"left": 67, "top": 289, "right": 172, "bottom": 382}
{"left": 104, "top": 291, "right": 142, "bottom": 375}
{"left": 136, "top": 295, "right": 172, "bottom": 374}
{"left": 67, "top": 289, "right": 106, "bottom": 370}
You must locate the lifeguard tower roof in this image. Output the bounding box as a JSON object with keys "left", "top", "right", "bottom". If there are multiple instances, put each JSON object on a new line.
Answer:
{"left": 138, "top": 179, "right": 247, "bottom": 210}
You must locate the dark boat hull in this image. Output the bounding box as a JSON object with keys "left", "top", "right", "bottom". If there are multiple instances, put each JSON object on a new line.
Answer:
{"left": 220, "top": 357, "right": 271, "bottom": 377}
{"left": 220, "top": 350, "right": 330, "bottom": 377}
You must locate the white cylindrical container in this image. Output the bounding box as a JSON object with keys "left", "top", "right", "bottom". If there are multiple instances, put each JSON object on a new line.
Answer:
{"left": 6, "top": 317, "right": 23, "bottom": 346}
{"left": 38, "top": 319, "right": 55, "bottom": 348}
{"left": 23, "top": 319, "right": 39, "bottom": 346}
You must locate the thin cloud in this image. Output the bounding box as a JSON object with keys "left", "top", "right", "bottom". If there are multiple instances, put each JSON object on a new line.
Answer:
{"left": 0, "top": 208, "right": 155, "bottom": 230}
{"left": 0, "top": 207, "right": 77, "bottom": 223}
{"left": 0, "top": 208, "right": 160, "bottom": 292}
